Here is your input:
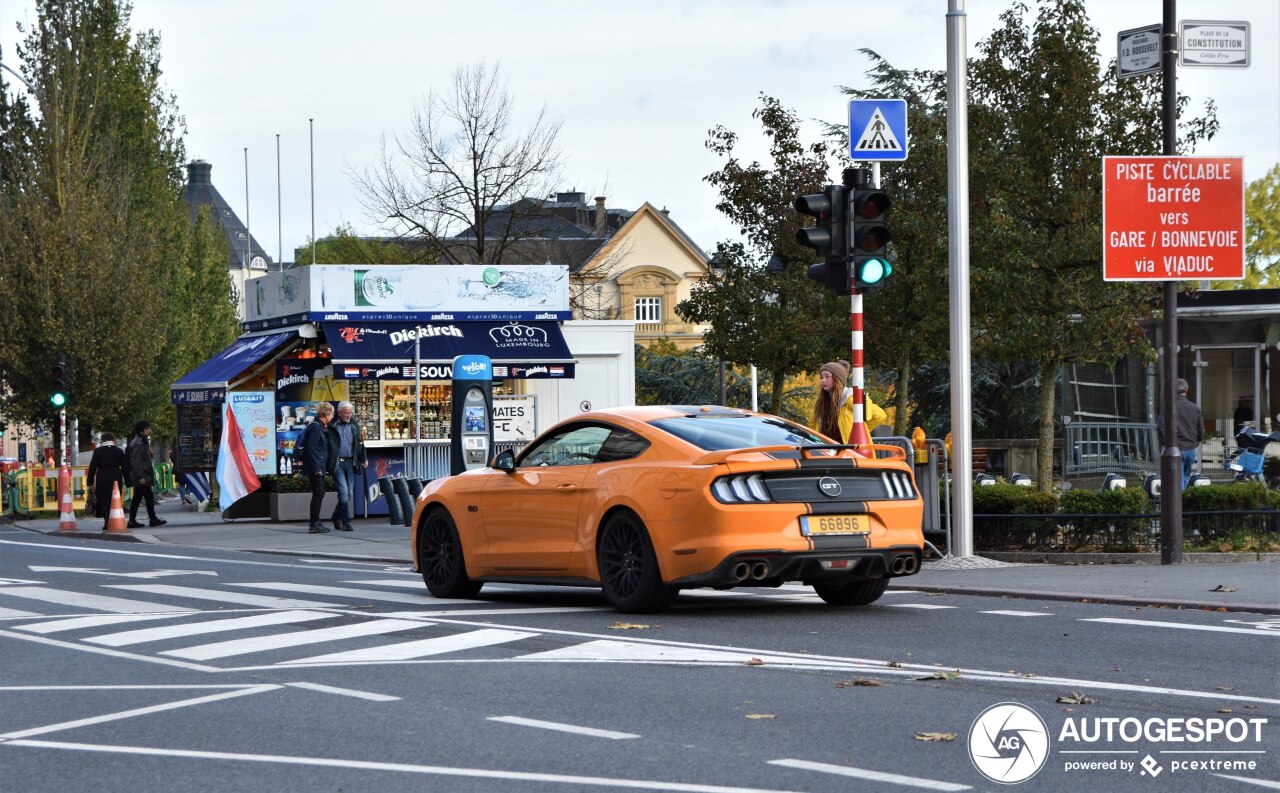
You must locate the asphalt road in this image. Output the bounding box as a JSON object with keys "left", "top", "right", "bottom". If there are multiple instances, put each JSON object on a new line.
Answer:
{"left": 1, "top": 524, "right": 1276, "bottom": 793}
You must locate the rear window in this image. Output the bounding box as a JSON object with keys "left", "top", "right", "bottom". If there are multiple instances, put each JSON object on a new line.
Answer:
{"left": 649, "top": 416, "right": 827, "bottom": 451}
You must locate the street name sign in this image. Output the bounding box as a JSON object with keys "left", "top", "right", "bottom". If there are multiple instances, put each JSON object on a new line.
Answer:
{"left": 1102, "top": 156, "right": 1244, "bottom": 281}
{"left": 1117, "top": 24, "right": 1161, "bottom": 79}
{"left": 1180, "top": 20, "right": 1250, "bottom": 68}
{"left": 848, "top": 99, "right": 908, "bottom": 161}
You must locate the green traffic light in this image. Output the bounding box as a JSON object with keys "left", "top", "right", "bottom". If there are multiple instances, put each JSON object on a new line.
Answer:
{"left": 50, "top": 393, "right": 66, "bottom": 407}
{"left": 858, "top": 258, "right": 890, "bottom": 285}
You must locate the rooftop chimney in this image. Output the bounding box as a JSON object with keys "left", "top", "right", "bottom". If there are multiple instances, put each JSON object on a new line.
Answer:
{"left": 186, "top": 159, "right": 212, "bottom": 185}
{"left": 594, "top": 196, "right": 607, "bottom": 237}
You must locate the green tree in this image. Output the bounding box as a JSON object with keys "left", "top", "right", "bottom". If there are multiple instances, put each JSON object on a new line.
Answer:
{"left": 968, "top": 0, "right": 1217, "bottom": 490}
{"left": 677, "top": 95, "right": 846, "bottom": 416}
{"left": 0, "top": 0, "right": 236, "bottom": 439}
{"left": 1214, "top": 163, "right": 1280, "bottom": 288}
{"left": 296, "top": 223, "right": 435, "bottom": 265}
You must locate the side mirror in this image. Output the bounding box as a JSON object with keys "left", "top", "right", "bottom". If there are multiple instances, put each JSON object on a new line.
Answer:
{"left": 491, "top": 449, "right": 516, "bottom": 473}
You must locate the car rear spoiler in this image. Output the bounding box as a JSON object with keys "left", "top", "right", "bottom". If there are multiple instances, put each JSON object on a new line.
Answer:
{"left": 692, "top": 443, "right": 907, "bottom": 466}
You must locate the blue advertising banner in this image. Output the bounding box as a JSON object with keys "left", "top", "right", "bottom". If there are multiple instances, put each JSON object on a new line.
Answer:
{"left": 323, "top": 320, "right": 574, "bottom": 378}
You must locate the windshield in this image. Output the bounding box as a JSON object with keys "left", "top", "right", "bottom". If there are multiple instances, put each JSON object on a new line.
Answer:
{"left": 649, "top": 416, "right": 828, "bottom": 451}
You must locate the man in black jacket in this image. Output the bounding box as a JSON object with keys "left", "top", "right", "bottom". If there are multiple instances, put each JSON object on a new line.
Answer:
{"left": 1157, "top": 378, "right": 1204, "bottom": 490}
{"left": 126, "top": 421, "right": 167, "bottom": 528}
{"left": 326, "top": 400, "right": 368, "bottom": 532}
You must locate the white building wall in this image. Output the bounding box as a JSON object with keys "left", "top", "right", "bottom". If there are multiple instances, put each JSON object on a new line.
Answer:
{"left": 524, "top": 320, "right": 635, "bottom": 433}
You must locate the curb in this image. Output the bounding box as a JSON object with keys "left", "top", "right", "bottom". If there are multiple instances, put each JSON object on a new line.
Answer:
{"left": 888, "top": 582, "right": 1280, "bottom": 615}
{"left": 982, "top": 551, "right": 1280, "bottom": 565}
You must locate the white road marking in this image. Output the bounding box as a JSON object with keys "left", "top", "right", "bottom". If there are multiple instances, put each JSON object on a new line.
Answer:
{"left": 516, "top": 640, "right": 848, "bottom": 668}
{"left": 17, "top": 613, "right": 189, "bottom": 634}
{"left": 885, "top": 603, "right": 957, "bottom": 610}
{"left": 768, "top": 759, "right": 971, "bottom": 791}
{"left": 1213, "top": 775, "right": 1280, "bottom": 790}
{"left": 982, "top": 610, "right": 1053, "bottom": 617}
{"left": 1082, "top": 617, "right": 1280, "bottom": 637}
{"left": 29, "top": 566, "right": 218, "bottom": 578}
{"left": 226, "top": 582, "right": 460, "bottom": 604}
{"left": 288, "top": 628, "right": 535, "bottom": 664}
{"left": 0, "top": 586, "right": 196, "bottom": 614}
{"left": 0, "top": 685, "right": 262, "bottom": 691}
{"left": 0, "top": 628, "right": 220, "bottom": 673}
{"left": 0, "top": 685, "right": 279, "bottom": 739}
{"left": 108, "top": 584, "right": 338, "bottom": 609}
{"left": 0, "top": 606, "right": 42, "bottom": 618}
{"left": 83, "top": 610, "right": 332, "bottom": 647}
{"left": 487, "top": 715, "right": 639, "bottom": 740}
{"left": 0, "top": 577, "right": 46, "bottom": 585}
{"left": 376, "top": 606, "right": 608, "bottom": 617}
{"left": 285, "top": 682, "right": 400, "bottom": 702}
{"left": 2, "top": 740, "right": 810, "bottom": 793}
{"left": 160, "top": 618, "right": 424, "bottom": 660}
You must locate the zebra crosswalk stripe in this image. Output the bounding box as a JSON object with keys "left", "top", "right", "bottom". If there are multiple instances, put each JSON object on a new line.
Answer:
{"left": 0, "top": 587, "right": 196, "bottom": 614}
{"left": 16, "top": 613, "right": 189, "bottom": 634}
{"left": 83, "top": 610, "right": 336, "bottom": 647}
{"left": 226, "top": 582, "right": 461, "bottom": 604}
{"left": 160, "top": 618, "right": 424, "bottom": 661}
{"left": 286, "top": 628, "right": 536, "bottom": 664}
{"left": 107, "top": 584, "right": 338, "bottom": 609}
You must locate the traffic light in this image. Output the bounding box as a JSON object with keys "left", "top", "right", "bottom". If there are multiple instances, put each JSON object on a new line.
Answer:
{"left": 795, "top": 184, "right": 851, "bottom": 295}
{"left": 49, "top": 357, "right": 67, "bottom": 408}
{"left": 849, "top": 168, "right": 892, "bottom": 289}
{"left": 794, "top": 184, "right": 847, "bottom": 261}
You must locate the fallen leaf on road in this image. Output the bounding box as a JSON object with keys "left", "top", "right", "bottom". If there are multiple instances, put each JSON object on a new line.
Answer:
{"left": 1217, "top": 686, "right": 1235, "bottom": 691}
{"left": 1210, "top": 585, "right": 1238, "bottom": 593}
{"left": 745, "top": 714, "right": 777, "bottom": 720}
{"left": 886, "top": 661, "right": 904, "bottom": 668}
{"left": 1244, "top": 705, "right": 1260, "bottom": 710}
{"left": 610, "top": 621, "right": 649, "bottom": 630}
{"left": 917, "top": 670, "right": 961, "bottom": 681}
{"left": 836, "top": 678, "right": 882, "bottom": 688}
{"left": 1219, "top": 708, "right": 1232, "bottom": 714}
{"left": 1056, "top": 691, "right": 1096, "bottom": 704}
{"left": 914, "top": 732, "right": 956, "bottom": 742}
{"left": 745, "top": 657, "right": 765, "bottom": 666}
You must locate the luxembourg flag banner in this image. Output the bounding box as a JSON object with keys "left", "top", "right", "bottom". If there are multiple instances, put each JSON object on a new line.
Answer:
{"left": 217, "top": 402, "right": 262, "bottom": 510}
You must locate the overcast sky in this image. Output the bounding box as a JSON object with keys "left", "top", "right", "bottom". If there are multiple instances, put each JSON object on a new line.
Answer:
{"left": 3, "top": 0, "right": 1276, "bottom": 263}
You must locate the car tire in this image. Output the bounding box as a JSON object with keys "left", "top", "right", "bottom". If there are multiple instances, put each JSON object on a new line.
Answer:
{"left": 813, "top": 576, "right": 889, "bottom": 606}
{"left": 597, "top": 510, "right": 677, "bottom": 614}
{"left": 419, "top": 508, "right": 483, "bottom": 599}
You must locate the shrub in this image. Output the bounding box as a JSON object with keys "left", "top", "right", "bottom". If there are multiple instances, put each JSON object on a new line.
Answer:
{"left": 1182, "top": 481, "right": 1270, "bottom": 511}
{"left": 972, "top": 483, "right": 1058, "bottom": 514}
{"left": 258, "top": 474, "right": 334, "bottom": 493}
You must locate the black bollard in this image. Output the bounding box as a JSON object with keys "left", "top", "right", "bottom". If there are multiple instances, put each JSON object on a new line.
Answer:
{"left": 379, "top": 476, "right": 402, "bottom": 526}
{"left": 391, "top": 476, "right": 414, "bottom": 527}
{"left": 406, "top": 477, "right": 424, "bottom": 498}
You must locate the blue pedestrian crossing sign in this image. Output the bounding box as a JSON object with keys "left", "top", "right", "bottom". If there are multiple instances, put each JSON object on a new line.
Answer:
{"left": 848, "top": 99, "right": 908, "bottom": 161}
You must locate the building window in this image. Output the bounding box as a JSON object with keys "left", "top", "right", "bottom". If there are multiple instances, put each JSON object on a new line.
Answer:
{"left": 635, "top": 297, "right": 662, "bottom": 323}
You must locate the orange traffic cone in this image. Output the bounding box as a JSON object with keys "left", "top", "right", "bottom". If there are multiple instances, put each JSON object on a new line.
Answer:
{"left": 57, "top": 468, "right": 77, "bottom": 532}
{"left": 105, "top": 482, "right": 128, "bottom": 533}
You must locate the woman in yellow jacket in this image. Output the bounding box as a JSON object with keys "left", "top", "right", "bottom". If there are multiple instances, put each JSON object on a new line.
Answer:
{"left": 811, "top": 360, "right": 887, "bottom": 443}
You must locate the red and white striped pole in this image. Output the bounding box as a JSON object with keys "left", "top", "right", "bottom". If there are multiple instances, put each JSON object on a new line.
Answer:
{"left": 849, "top": 289, "right": 871, "bottom": 448}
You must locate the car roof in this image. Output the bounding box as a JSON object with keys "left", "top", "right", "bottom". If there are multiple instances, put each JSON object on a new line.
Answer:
{"left": 577, "top": 405, "right": 761, "bottom": 423}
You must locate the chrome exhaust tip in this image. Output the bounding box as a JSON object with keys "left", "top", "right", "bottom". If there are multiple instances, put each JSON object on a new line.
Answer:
{"left": 750, "top": 561, "right": 770, "bottom": 580}
{"left": 903, "top": 556, "right": 919, "bottom": 574}
{"left": 731, "top": 562, "right": 751, "bottom": 582}
{"left": 890, "top": 557, "right": 907, "bottom": 575}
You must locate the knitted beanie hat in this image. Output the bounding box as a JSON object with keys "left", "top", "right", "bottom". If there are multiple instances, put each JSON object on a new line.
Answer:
{"left": 820, "top": 360, "right": 850, "bottom": 384}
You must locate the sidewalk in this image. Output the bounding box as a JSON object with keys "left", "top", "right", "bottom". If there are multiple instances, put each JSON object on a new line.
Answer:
{"left": 11, "top": 497, "right": 1279, "bottom": 614}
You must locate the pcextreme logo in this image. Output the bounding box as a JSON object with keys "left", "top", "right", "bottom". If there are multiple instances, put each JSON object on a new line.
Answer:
{"left": 968, "top": 702, "right": 1051, "bottom": 784}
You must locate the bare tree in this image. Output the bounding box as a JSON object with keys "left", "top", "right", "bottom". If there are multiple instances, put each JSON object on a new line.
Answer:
{"left": 352, "top": 61, "right": 564, "bottom": 264}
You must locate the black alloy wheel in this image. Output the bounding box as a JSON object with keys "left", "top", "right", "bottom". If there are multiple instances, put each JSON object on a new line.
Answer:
{"left": 813, "top": 576, "right": 889, "bottom": 606}
{"left": 419, "top": 508, "right": 482, "bottom": 599}
{"left": 597, "top": 511, "right": 676, "bottom": 613}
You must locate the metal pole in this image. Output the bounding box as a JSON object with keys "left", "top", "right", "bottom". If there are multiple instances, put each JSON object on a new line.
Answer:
{"left": 276, "top": 133, "right": 282, "bottom": 266}
{"left": 59, "top": 407, "right": 67, "bottom": 467}
{"left": 1159, "top": 0, "right": 1183, "bottom": 564}
{"left": 947, "top": 0, "right": 974, "bottom": 558}
{"left": 309, "top": 118, "right": 316, "bottom": 265}
{"left": 750, "top": 365, "right": 758, "bottom": 412}
{"left": 243, "top": 148, "right": 250, "bottom": 270}
{"left": 415, "top": 336, "right": 422, "bottom": 442}
{"left": 718, "top": 361, "right": 727, "bottom": 406}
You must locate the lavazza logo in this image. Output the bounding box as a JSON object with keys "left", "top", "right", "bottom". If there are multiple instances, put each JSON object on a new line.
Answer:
{"left": 969, "top": 702, "right": 1268, "bottom": 784}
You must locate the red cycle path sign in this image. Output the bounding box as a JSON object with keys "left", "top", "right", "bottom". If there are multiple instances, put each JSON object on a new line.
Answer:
{"left": 1102, "top": 155, "right": 1244, "bottom": 281}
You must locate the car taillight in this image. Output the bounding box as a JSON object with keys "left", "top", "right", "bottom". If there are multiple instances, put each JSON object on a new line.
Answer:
{"left": 882, "top": 471, "right": 916, "bottom": 499}
{"left": 712, "top": 473, "right": 772, "bottom": 503}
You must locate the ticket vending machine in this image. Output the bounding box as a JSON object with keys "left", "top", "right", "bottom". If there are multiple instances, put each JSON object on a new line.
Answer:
{"left": 450, "top": 354, "right": 493, "bottom": 475}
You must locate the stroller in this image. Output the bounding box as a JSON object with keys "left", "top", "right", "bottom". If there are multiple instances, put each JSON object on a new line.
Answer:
{"left": 1223, "top": 426, "right": 1280, "bottom": 484}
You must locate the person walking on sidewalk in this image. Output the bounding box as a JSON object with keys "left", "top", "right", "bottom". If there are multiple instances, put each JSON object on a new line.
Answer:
{"left": 300, "top": 402, "right": 335, "bottom": 534}
{"left": 87, "top": 432, "right": 127, "bottom": 530}
{"left": 126, "top": 421, "right": 166, "bottom": 528}
{"left": 1157, "top": 377, "right": 1205, "bottom": 490}
{"left": 327, "top": 400, "right": 368, "bottom": 532}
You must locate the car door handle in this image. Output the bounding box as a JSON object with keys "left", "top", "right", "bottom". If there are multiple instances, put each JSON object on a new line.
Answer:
{"left": 556, "top": 484, "right": 578, "bottom": 492}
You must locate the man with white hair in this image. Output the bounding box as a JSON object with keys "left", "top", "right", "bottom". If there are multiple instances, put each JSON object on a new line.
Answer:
{"left": 326, "top": 400, "right": 369, "bottom": 531}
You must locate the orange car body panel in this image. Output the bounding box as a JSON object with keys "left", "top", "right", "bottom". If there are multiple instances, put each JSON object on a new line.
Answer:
{"left": 411, "top": 407, "right": 924, "bottom": 585}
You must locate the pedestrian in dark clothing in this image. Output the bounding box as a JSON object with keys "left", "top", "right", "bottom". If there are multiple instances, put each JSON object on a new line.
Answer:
{"left": 326, "top": 400, "right": 368, "bottom": 532}
{"left": 126, "top": 421, "right": 166, "bottom": 527}
{"left": 299, "top": 402, "right": 334, "bottom": 534}
{"left": 1157, "top": 378, "right": 1204, "bottom": 490}
{"left": 86, "top": 433, "right": 126, "bottom": 529}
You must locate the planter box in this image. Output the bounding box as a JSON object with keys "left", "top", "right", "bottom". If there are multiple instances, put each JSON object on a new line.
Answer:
{"left": 269, "top": 492, "right": 338, "bottom": 523}
{"left": 223, "top": 489, "right": 270, "bottom": 520}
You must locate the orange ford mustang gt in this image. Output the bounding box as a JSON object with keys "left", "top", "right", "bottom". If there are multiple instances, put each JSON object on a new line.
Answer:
{"left": 411, "top": 405, "right": 925, "bottom": 613}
